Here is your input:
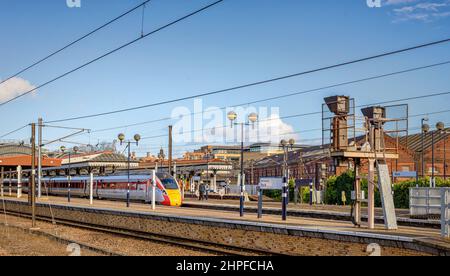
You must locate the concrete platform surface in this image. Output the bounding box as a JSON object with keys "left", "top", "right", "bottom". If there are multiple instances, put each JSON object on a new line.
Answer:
{"left": 181, "top": 198, "right": 440, "bottom": 228}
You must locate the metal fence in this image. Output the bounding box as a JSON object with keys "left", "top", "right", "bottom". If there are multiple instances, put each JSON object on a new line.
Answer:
{"left": 410, "top": 187, "right": 450, "bottom": 238}
{"left": 226, "top": 185, "right": 259, "bottom": 196}
{"left": 409, "top": 188, "right": 442, "bottom": 218}
{"left": 442, "top": 188, "right": 450, "bottom": 238}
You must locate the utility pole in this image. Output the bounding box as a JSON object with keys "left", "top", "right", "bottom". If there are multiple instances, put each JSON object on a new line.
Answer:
{"left": 37, "top": 118, "right": 43, "bottom": 198}
{"left": 169, "top": 125, "right": 173, "bottom": 175}
{"left": 1, "top": 167, "right": 4, "bottom": 198}
{"left": 30, "top": 123, "right": 37, "bottom": 229}
{"left": 282, "top": 144, "right": 288, "bottom": 220}
{"left": 240, "top": 123, "right": 245, "bottom": 217}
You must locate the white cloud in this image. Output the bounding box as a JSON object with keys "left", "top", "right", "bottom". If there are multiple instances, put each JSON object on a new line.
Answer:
{"left": 387, "top": 0, "right": 450, "bottom": 22}
{"left": 248, "top": 113, "right": 299, "bottom": 144}
{"left": 0, "top": 77, "right": 36, "bottom": 102}
{"left": 200, "top": 114, "right": 299, "bottom": 144}
{"left": 187, "top": 113, "right": 299, "bottom": 145}
{"left": 383, "top": 0, "right": 420, "bottom": 6}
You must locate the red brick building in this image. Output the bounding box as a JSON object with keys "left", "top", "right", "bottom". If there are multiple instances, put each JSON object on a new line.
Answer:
{"left": 246, "top": 134, "right": 422, "bottom": 185}
{"left": 400, "top": 129, "right": 450, "bottom": 178}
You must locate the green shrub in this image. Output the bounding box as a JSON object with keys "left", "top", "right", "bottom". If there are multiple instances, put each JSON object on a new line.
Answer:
{"left": 324, "top": 171, "right": 450, "bottom": 209}
{"left": 324, "top": 171, "right": 355, "bottom": 205}
{"left": 263, "top": 171, "right": 450, "bottom": 209}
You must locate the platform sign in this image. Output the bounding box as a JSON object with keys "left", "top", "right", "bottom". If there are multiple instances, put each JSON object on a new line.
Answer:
{"left": 393, "top": 171, "right": 417, "bottom": 178}
{"left": 295, "top": 179, "right": 314, "bottom": 188}
{"left": 259, "top": 177, "right": 283, "bottom": 190}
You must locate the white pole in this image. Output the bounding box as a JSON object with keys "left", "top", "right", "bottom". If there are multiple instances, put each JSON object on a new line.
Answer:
{"left": 152, "top": 170, "right": 156, "bottom": 210}
{"left": 0, "top": 169, "right": 3, "bottom": 198}
{"left": 17, "top": 165, "right": 22, "bottom": 198}
{"left": 368, "top": 159, "right": 375, "bottom": 229}
{"left": 8, "top": 170, "right": 12, "bottom": 196}
{"left": 89, "top": 172, "right": 93, "bottom": 205}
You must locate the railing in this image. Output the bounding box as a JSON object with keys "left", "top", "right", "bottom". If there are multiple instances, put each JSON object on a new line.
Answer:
{"left": 226, "top": 185, "right": 259, "bottom": 196}
{"left": 410, "top": 187, "right": 450, "bottom": 238}
{"left": 409, "top": 188, "right": 442, "bottom": 218}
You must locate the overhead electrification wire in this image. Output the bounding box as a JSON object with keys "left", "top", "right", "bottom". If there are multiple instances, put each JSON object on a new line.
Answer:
{"left": 61, "top": 87, "right": 450, "bottom": 146}
{"left": 0, "top": 0, "right": 225, "bottom": 108}
{"left": 72, "top": 60, "right": 450, "bottom": 134}
{"left": 52, "top": 107, "right": 450, "bottom": 153}
{"left": 0, "top": 0, "right": 152, "bottom": 87}
{"left": 77, "top": 105, "right": 450, "bottom": 152}
{"left": 42, "top": 38, "right": 450, "bottom": 123}
{"left": 410, "top": 108, "right": 450, "bottom": 119}
{"left": 0, "top": 124, "right": 30, "bottom": 139}
{"left": 134, "top": 89, "right": 450, "bottom": 140}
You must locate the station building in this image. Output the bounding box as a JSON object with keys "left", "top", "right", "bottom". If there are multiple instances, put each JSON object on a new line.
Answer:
{"left": 400, "top": 128, "right": 450, "bottom": 179}
{"left": 0, "top": 143, "right": 61, "bottom": 176}
{"left": 246, "top": 133, "right": 425, "bottom": 186}
{"left": 44, "top": 151, "right": 138, "bottom": 176}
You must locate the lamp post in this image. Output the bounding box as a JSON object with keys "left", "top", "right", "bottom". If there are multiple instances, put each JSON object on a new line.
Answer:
{"left": 60, "top": 145, "right": 78, "bottom": 203}
{"left": 421, "top": 118, "right": 429, "bottom": 178}
{"left": 280, "top": 139, "right": 295, "bottom": 221}
{"left": 227, "top": 111, "right": 258, "bottom": 217}
{"left": 118, "top": 133, "right": 141, "bottom": 208}
{"left": 436, "top": 122, "right": 447, "bottom": 180}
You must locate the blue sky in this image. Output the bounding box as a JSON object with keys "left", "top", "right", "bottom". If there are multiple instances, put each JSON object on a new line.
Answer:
{"left": 0, "top": 0, "right": 449, "bottom": 156}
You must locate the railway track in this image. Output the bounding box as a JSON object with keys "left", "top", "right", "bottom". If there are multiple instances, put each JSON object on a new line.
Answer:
{"left": 2, "top": 210, "right": 284, "bottom": 256}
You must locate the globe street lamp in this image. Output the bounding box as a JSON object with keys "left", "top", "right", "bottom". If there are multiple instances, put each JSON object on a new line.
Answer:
{"left": 118, "top": 133, "right": 141, "bottom": 207}
{"left": 280, "top": 138, "right": 295, "bottom": 221}
{"left": 227, "top": 111, "right": 258, "bottom": 217}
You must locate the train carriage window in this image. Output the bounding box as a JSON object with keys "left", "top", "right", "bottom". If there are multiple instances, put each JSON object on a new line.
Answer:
{"left": 160, "top": 178, "right": 179, "bottom": 190}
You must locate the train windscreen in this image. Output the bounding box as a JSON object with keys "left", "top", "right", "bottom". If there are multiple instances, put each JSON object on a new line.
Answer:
{"left": 160, "top": 178, "right": 179, "bottom": 190}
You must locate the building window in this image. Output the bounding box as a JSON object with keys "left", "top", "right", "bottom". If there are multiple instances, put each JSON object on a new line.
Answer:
{"left": 428, "top": 167, "right": 439, "bottom": 174}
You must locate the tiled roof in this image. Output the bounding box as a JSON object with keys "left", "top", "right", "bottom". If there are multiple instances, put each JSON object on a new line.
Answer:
{"left": 140, "top": 158, "right": 231, "bottom": 167}
{"left": 87, "top": 153, "right": 129, "bottom": 162}
{"left": 399, "top": 129, "right": 450, "bottom": 153}
{"left": 253, "top": 144, "right": 330, "bottom": 168}
{"left": 0, "top": 144, "right": 32, "bottom": 156}
{"left": 0, "top": 155, "right": 61, "bottom": 167}
{"left": 252, "top": 132, "right": 415, "bottom": 169}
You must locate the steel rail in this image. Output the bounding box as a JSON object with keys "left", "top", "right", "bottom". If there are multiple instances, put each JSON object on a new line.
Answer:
{"left": 3, "top": 209, "right": 285, "bottom": 256}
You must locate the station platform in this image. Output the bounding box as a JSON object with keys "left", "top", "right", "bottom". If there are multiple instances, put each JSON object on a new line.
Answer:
{"left": 1, "top": 194, "right": 449, "bottom": 255}
{"left": 181, "top": 198, "right": 440, "bottom": 228}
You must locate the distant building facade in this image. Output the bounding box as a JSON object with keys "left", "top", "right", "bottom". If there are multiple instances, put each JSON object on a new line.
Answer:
{"left": 247, "top": 134, "right": 421, "bottom": 186}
